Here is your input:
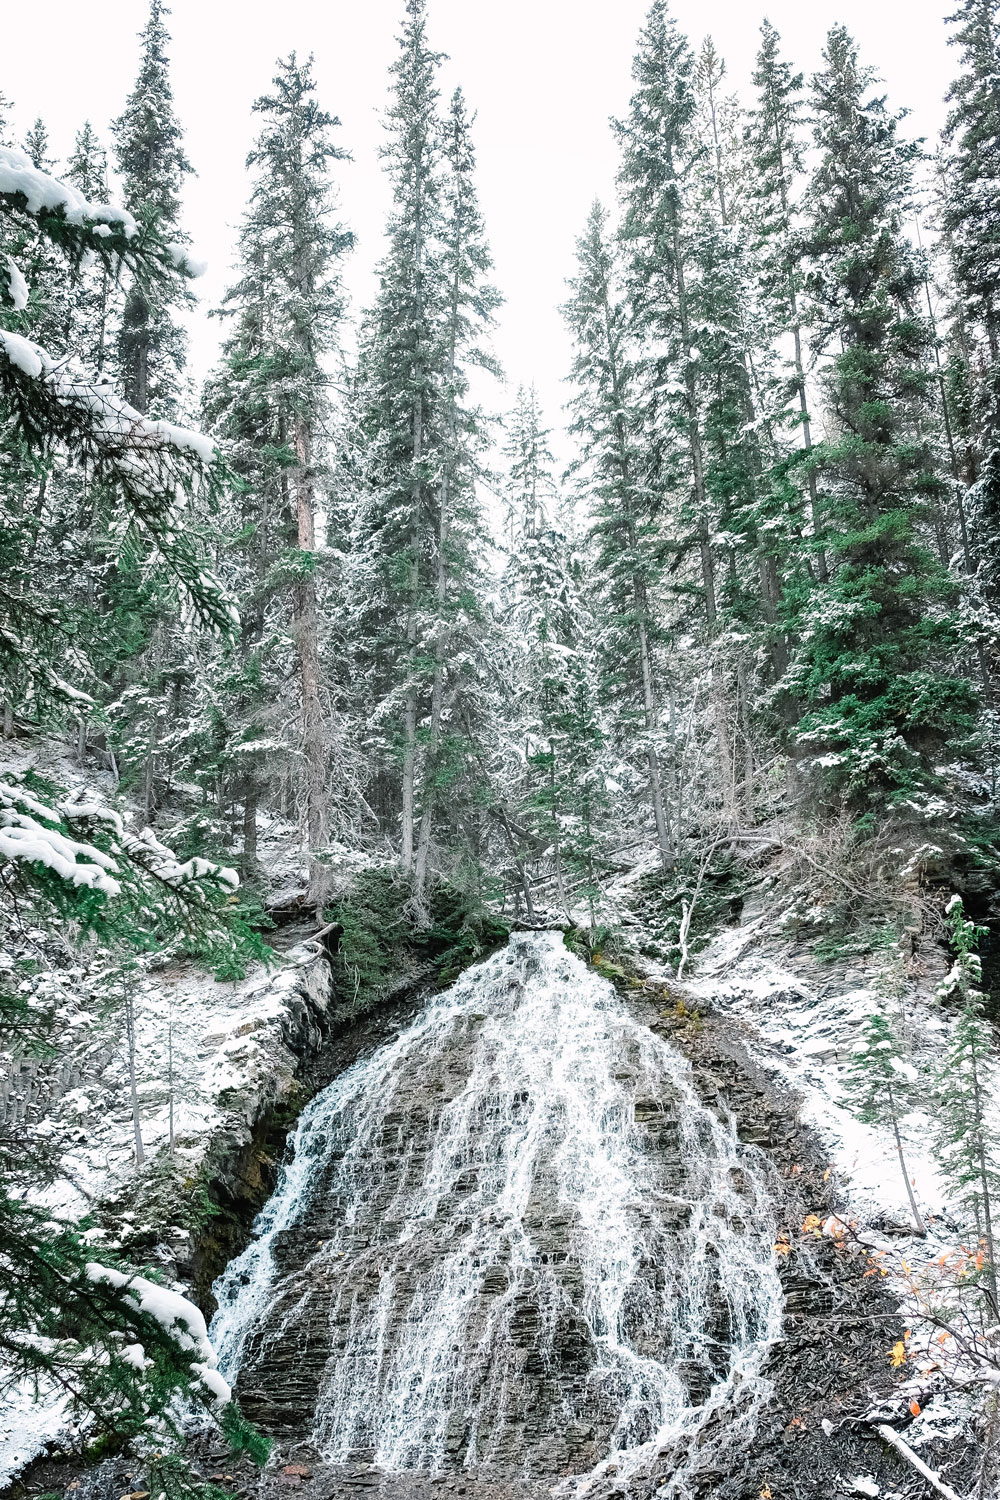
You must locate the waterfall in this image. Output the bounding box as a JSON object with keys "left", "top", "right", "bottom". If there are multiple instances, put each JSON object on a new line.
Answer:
{"left": 211, "top": 932, "right": 783, "bottom": 1489}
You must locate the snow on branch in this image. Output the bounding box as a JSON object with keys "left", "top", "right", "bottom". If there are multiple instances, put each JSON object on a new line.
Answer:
{"left": 1, "top": 779, "right": 240, "bottom": 909}
{"left": 0, "top": 781, "right": 121, "bottom": 896}
{"left": 0, "top": 331, "right": 237, "bottom": 633}
{"left": 0, "top": 145, "right": 205, "bottom": 288}
{"left": 85, "top": 1264, "right": 231, "bottom": 1405}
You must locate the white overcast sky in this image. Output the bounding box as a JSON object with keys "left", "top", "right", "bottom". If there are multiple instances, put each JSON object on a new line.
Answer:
{"left": 3, "top": 0, "right": 960, "bottom": 447}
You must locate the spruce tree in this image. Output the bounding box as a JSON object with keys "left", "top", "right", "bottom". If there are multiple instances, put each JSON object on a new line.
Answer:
{"left": 350, "top": 5, "right": 499, "bottom": 909}
{"left": 787, "top": 27, "right": 979, "bottom": 816}
{"left": 112, "top": 0, "right": 192, "bottom": 417}
{"left": 845, "top": 1010, "right": 925, "bottom": 1235}
{"left": 935, "top": 895, "right": 999, "bottom": 1313}
{"left": 743, "top": 21, "right": 825, "bottom": 584}
{"left": 502, "top": 384, "right": 558, "bottom": 545}
{"left": 410, "top": 85, "right": 500, "bottom": 909}
{"left": 942, "top": 0, "right": 1000, "bottom": 361}
{"left": 350, "top": 0, "right": 446, "bottom": 875}
{"left": 204, "top": 55, "right": 353, "bottom": 904}
{"left": 564, "top": 202, "right": 674, "bottom": 867}
{"left": 65, "top": 122, "right": 115, "bottom": 373}
{"left": 614, "top": 2, "right": 757, "bottom": 829}
{"left": 940, "top": 0, "right": 1000, "bottom": 631}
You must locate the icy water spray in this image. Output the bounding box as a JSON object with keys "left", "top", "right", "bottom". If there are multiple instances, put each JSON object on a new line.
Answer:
{"left": 211, "top": 932, "right": 783, "bottom": 1491}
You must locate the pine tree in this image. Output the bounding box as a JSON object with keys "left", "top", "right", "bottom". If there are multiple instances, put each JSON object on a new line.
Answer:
{"left": 614, "top": 2, "right": 758, "bottom": 830}
{"left": 743, "top": 21, "right": 825, "bottom": 584}
{"left": 563, "top": 201, "right": 675, "bottom": 868}
{"left": 787, "top": 27, "right": 979, "bottom": 816}
{"left": 1, "top": 145, "right": 230, "bottom": 730}
{"left": 350, "top": 0, "right": 447, "bottom": 875}
{"left": 112, "top": 0, "right": 192, "bottom": 417}
{"left": 65, "top": 122, "right": 115, "bottom": 373}
{"left": 204, "top": 55, "right": 354, "bottom": 905}
{"left": 410, "top": 86, "right": 501, "bottom": 909}
{"left": 942, "top": 0, "right": 1000, "bottom": 361}
{"left": 939, "top": 1, "right": 1000, "bottom": 641}
{"left": 506, "top": 525, "right": 607, "bottom": 921}
{"left": 350, "top": 5, "right": 499, "bottom": 909}
{"left": 935, "top": 895, "right": 999, "bottom": 1313}
{"left": 502, "top": 384, "right": 558, "bottom": 544}
{"left": 845, "top": 1010, "right": 925, "bottom": 1235}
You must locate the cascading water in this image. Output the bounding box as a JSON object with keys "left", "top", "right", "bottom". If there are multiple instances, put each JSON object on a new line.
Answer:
{"left": 211, "top": 932, "right": 783, "bottom": 1491}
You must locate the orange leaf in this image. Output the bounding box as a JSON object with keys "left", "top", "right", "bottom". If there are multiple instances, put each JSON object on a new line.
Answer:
{"left": 774, "top": 1239, "right": 791, "bottom": 1258}
{"left": 888, "top": 1341, "right": 908, "bottom": 1368}
{"left": 909, "top": 1400, "right": 921, "bottom": 1417}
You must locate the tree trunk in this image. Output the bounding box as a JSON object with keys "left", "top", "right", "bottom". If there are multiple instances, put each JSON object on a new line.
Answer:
{"left": 242, "top": 770, "right": 258, "bottom": 884}
{"left": 888, "top": 1087, "right": 925, "bottom": 1237}
{"left": 292, "top": 416, "right": 331, "bottom": 912}
{"left": 125, "top": 988, "right": 144, "bottom": 1167}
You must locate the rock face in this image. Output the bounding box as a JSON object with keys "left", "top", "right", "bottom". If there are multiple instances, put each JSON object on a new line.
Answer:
{"left": 213, "top": 934, "right": 782, "bottom": 1487}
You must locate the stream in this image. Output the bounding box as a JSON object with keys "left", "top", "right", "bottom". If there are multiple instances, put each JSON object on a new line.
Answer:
{"left": 210, "top": 931, "right": 784, "bottom": 1493}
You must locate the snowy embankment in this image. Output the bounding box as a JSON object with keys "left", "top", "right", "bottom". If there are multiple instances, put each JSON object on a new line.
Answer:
{"left": 686, "top": 916, "right": 954, "bottom": 1228}
{"left": 0, "top": 933, "right": 332, "bottom": 1485}
{"left": 685, "top": 910, "right": 997, "bottom": 1470}
{"left": 0, "top": 747, "right": 333, "bottom": 1485}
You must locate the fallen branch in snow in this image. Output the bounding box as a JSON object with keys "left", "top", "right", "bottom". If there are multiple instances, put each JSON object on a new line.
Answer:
{"left": 875, "top": 1423, "right": 967, "bottom": 1500}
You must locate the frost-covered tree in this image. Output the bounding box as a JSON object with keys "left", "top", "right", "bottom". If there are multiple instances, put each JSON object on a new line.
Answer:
{"left": 614, "top": 2, "right": 763, "bottom": 829}
{"left": 505, "top": 524, "right": 608, "bottom": 921}
{"left": 845, "top": 1010, "right": 925, "bottom": 1235}
{"left": 65, "top": 122, "right": 116, "bottom": 374}
{"left": 743, "top": 21, "right": 825, "bottom": 587}
{"left": 112, "top": 0, "right": 192, "bottom": 417}
{"left": 564, "top": 202, "right": 675, "bottom": 868}
{"left": 788, "top": 27, "right": 979, "bottom": 816}
{"left": 502, "top": 385, "right": 558, "bottom": 544}
{"left": 935, "top": 895, "right": 999, "bottom": 1312}
{"left": 939, "top": 0, "right": 1000, "bottom": 633}
{"left": 350, "top": 8, "right": 500, "bottom": 910}
{"left": 0, "top": 145, "right": 228, "bottom": 733}
{"left": 203, "top": 55, "right": 353, "bottom": 903}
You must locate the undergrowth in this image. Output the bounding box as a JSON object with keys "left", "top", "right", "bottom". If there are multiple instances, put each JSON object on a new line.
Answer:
{"left": 324, "top": 870, "right": 510, "bottom": 1013}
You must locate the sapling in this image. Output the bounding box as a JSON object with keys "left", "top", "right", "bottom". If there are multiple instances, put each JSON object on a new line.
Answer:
{"left": 934, "top": 894, "right": 999, "bottom": 1316}
{"left": 846, "top": 1010, "right": 926, "bottom": 1235}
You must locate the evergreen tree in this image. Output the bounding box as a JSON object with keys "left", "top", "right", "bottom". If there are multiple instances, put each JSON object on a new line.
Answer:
{"left": 410, "top": 85, "right": 500, "bottom": 909}
{"left": 935, "top": 895, "right": 999, "bottom": 1313}
{"left": 743, "top": 21, "right": 825, "bottom": 584}
{"left": 939, "top": 0, "right": 1000, "bottom": 640}
{"left": 204, "top": 55, "right": 354, "bottom": 904}
{"left": 1, "top": 145, "right": 229, "bottom": 730}
{"left": 506, "top": 524, "right": 608, "bottom": 922}
{"left": 563, "top": 201, "right": 675, "bottom": 868}
{"left": 845, "top": 1010, "right": 925, "bottom": 1235}
{"left": 65, "top": 122, "right": 115, "bottom": 373}
{"left": 942, "top": 0, "right": 1000, "bottom": 361}
{"left": 112, "top": 0, "right": 192, "bottom": 416}
{"left": 787, "top": 27, "right": 979, "bottom": 817}
{"left": 350, "top": 5, "right": 499, "bottom": 910}
{"left": 350, "top": 0, "right": 447, "bottom": 875}
{"left": 502, "top": 384, "right": 558, "bottom": 544}
{"left": 614, "top": 2, "right": 759, "bottom": 830}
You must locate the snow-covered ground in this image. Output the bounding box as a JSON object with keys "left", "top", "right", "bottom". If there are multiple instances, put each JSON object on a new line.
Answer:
{"left": 686, "top": 909, "right": 998, "bottom": 1473}
{"left": 687, "top": 916, "right": 955, "bottom": 1229}
{"left": 0, "top": 738, "right": 335, "bottom": 1486}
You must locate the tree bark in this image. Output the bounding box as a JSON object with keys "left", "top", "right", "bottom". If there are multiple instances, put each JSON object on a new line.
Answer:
{"left": 292, "top": 416, "right": 331, "bottom": 911}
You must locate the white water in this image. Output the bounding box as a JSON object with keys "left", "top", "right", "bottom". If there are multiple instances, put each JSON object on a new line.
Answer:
{"left": 211, "top": 932, "right": 783, "bottom": 1489}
